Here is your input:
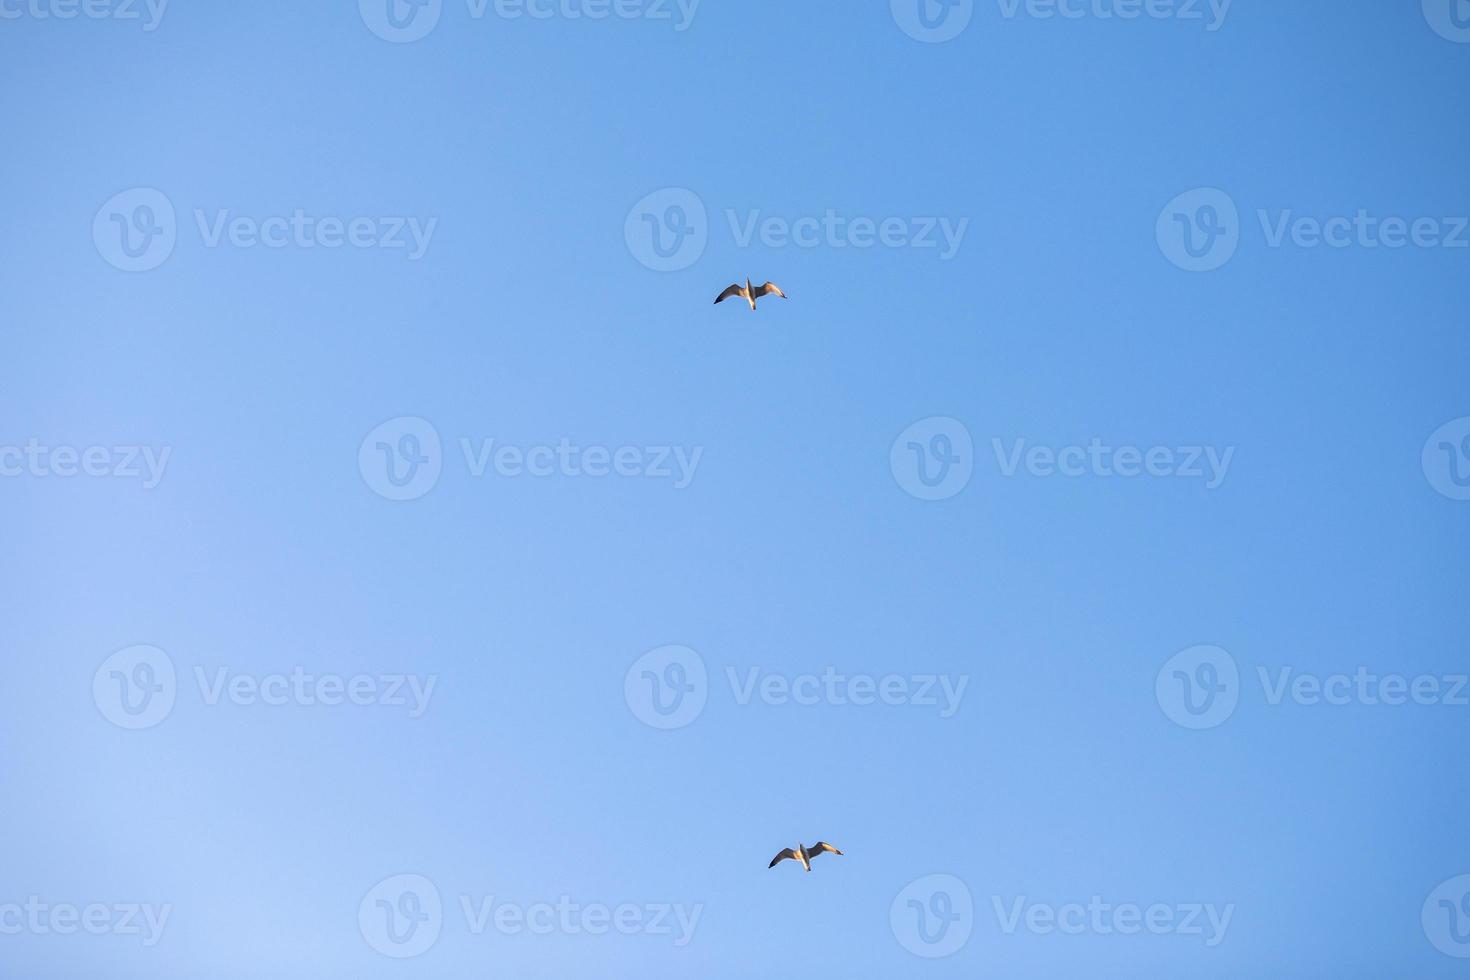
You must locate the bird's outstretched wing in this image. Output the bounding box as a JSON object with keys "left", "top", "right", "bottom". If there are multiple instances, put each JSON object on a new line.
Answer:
{"left": 714, "top": 283, "right": 747, "bottom": 305}
{"left": 752, "top": 282, "right": 787, "bottom": 299}
{"left": 768, "top": 848, "right": 798, "bottom": 868}
{"left": 806, "top": 842, "right": 843, "bottom": 859}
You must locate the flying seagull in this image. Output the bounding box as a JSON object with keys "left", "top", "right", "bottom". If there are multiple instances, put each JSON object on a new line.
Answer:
{"left": 768, "top": 841, "right": 843, "bottom": 872}
{"left": 715, "top": 278, "right": 788, "bottom": 311}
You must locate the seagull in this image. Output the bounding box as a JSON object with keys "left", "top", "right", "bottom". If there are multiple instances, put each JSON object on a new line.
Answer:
{"left": 715, "top": 278, "right": 788, "bottom": 311}
{"left": 768, "top": 841, "right": 844, "bottom": 873}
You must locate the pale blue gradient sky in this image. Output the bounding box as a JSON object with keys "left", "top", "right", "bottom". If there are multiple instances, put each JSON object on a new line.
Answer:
{"left": 2, "top": 2, "right": 1469, "bottom": 978}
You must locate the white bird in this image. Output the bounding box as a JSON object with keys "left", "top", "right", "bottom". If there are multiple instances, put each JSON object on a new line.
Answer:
{"left": 768, "top": 841, "right": 843, "bottom": 873}
{"left": 715, "top": 278, "right": 788, "bottom": 311}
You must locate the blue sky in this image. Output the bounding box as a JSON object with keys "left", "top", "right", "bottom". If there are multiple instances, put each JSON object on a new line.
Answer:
{"left": 2, "top": 1, "right": 1469, "bottom": 977}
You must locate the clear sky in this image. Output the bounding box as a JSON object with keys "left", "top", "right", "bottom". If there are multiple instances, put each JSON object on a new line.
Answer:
{"left": 2, "top": 1, "right": 1469, "bottom": 977}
